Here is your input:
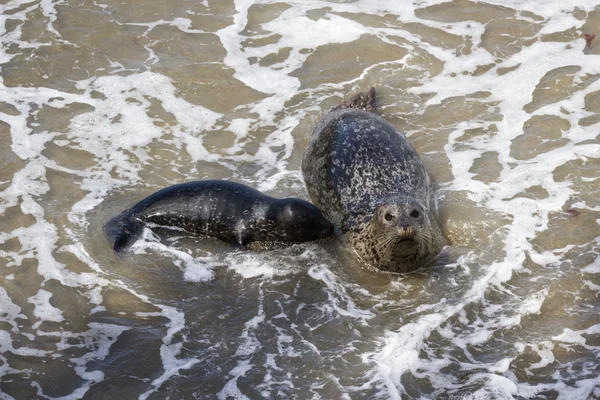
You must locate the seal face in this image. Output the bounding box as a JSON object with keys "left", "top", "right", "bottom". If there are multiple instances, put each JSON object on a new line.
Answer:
{"left": 104, "top": 180, "right": 334, "bottom": 252}
{"left": 302, "top": 89, "right": 445, "bottom": 273}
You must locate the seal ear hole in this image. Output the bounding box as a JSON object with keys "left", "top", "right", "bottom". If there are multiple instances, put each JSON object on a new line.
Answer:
{"left": 384, "top": 213, "right": 394, "bottom": 221}
{"left": 410, "top": 210, "right": 420, "bottom": 218}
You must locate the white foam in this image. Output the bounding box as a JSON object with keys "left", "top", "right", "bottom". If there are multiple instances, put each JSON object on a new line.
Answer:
{"left": 466, "top": 373, "right": 518, "bottom": 399}
{"left": 28, "top": 289, "right": 65, "bottom": 329}
{"left": 583, "top": 256, "right": 600, "bottom": 274}
{"left": 0, "top": 287, "right": 27, "bottom": 331}
{"left": 482, "top": 0, "right": 598, "bottom": 19}
{"left": 527, "top": 342, "right": 556, "bottom": 370}
{"left": 217, "top": 359, "right": 254, "bottom": 400}
{"left": 124, "top": 17, "right": 208, "bottom": 35}
{"left": 0, "top": 330, "right": 47, "bottom": 358}
{"left": 39, "top": 0, "right": 63, "bottom": 37}
{"left": 0, "top": 2, "right": 51, "bottom": 66}
{"left": 308, "top": 264, "right": 374, "bottom": 323}
{"left": 132, "top": 233, "right": 216, "bottom": 282}
{"left": 225, "top": 251, "right": 302, "bottom": 279}
{"left": 214, "top": 0, "right": 368, "bottom": 128}
{"left": 58, "top": 323, "right": 129, "bottom": 399}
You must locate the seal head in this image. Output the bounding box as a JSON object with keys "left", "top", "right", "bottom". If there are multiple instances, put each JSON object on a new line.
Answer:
{"left": 348, "top": 197, "right": 443, "bottom": 273}
{"left": 256, "top": 197, "right": 336, "bottom": 244}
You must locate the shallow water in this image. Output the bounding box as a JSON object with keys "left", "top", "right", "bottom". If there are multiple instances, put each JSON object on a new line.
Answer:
{"left": 1, "top": 0, "right": 599, "bottom": 399}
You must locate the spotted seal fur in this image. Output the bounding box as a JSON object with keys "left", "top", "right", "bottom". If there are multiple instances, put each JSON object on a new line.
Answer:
{"left": 302, "top": 88, "right": 445, "bottom": 273}
{"left": 104, "top": 180, "right": 334, "bottom": 252}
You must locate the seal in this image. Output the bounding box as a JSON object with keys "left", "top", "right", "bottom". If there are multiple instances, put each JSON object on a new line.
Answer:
{"left": 302, "top": 88, "right": 446, "bottom": 273}
{"left": 104, "top": 180, "right": 334, "bottom": 252}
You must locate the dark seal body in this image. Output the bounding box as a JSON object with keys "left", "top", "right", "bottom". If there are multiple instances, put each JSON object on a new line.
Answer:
{"left": 104, "top": 180, "right": 334, "bottom": 252}
{"left": 302, "top": 89, "right": 445, "bottom": 273}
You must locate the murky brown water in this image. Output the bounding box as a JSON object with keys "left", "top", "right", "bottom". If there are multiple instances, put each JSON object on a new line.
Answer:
{"left": 1, "top": 0, "right": 599, "bottom": 399}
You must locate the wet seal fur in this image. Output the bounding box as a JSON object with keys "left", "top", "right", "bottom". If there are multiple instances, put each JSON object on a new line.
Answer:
{"left": 302, "top": 88, "right": 446, "bottom": 273}
{"left": 104, "top": 180, "right": 334, "bottom": 252}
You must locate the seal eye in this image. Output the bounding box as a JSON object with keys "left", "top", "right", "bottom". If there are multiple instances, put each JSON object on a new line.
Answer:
{"left": 384, "top": 213, "right": 394, "bottom": 221}
{"left": 410, "top": 210, "right": 420, "bottom": 218}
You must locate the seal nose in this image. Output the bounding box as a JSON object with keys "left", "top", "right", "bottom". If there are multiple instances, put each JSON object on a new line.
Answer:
{"left": 323, "top": 223, "right": 335, "bottom": 237}
{"left": 397, "top": 215, "right": 412, "bottom": 231}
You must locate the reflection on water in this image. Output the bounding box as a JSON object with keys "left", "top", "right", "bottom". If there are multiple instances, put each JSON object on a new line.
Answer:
{"left": 1, "top": 0, "right": 599, "bottom": 399}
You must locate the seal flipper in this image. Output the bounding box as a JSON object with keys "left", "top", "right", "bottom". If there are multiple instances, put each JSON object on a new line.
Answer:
{"left": 332, "top": 87, "right": 378, "bottom": 114}
{"left": 103, "top": 212, "right": 145, "bottom": 253}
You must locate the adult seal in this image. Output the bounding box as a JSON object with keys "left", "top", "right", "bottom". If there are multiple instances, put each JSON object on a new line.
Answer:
{"left": 302, "top": 88, "right": 446, "bottom": 273}
{"left": 104, "top": 180, "right": 334, "bottom": 252}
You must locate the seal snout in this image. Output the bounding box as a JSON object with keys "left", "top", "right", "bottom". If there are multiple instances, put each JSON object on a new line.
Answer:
{"left": 311, "top": 211, "right": 335, "bottom": 240}
{"left": 276, "top": 198, "right": 335, "bottom": 242}
{"left": 320, "top": 220, "right": 335, "bottom": 237}
{"left": 395, "top": 226, "right": 417, "bottom": 245}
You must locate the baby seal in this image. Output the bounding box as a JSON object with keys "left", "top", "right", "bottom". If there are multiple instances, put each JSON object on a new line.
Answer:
{"left": 104, "top": 180, "right": 334, "bottom": 252}
{"left": 302, "top": 88, "right": 446, "bottom": 273}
